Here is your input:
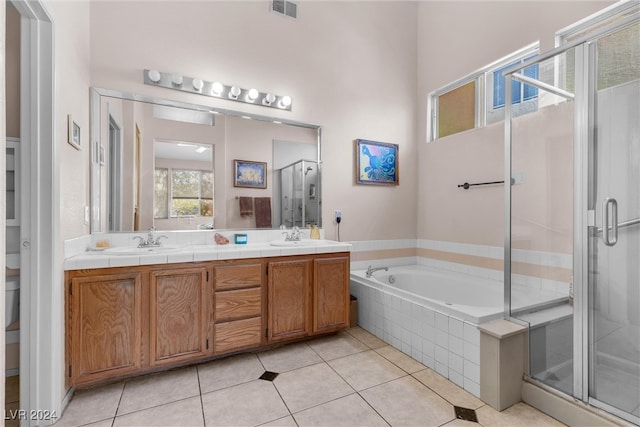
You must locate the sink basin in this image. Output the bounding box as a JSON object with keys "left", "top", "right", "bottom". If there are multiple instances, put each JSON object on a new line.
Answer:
{"left": 102, "top": 244, "right": 184, "bottom": 256}
{"left": 269, "top": 239, "right": 333, "bottom": 247}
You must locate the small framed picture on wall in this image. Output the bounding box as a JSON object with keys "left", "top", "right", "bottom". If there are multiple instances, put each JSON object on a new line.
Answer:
{"left": 67, "top": 115, "right": 81, "bottom": 150}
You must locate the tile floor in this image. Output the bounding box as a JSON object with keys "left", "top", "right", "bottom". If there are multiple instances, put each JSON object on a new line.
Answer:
{"left": 5, "top": 375, "right": 20, "bottom": 427}
{"left": 50, "top": 328, "right": 565, "bottom": 427}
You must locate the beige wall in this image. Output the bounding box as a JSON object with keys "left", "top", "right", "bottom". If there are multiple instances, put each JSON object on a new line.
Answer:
{"left": 89, "top": 1, "right": 419, "bottom": 241}
{"left": 54, "top": 1, "right": 92, "bottom": 240}
{"left": 512, "top": 102, "right": 574, "bottom": 254}
{"left": 52, "top": 0, "right": 618, "bottom": 244}
{"left": 48, "top": 0, "right": 92, "bottom": 404}
{"left": 420, "top": 121, "right": 506, "bottom": 246}
{"left": 416, "top": 0, "right": 614, "bottom": 248}
{"left": 81, "top": 1, "right": 615, "bottom": 245}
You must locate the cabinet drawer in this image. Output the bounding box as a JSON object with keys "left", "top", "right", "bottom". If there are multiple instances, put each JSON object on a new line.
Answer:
{"left": 215, "top": 263, "right": 262, "bottom": 291}
{"left": 215, "top": 317, "right": 262, "bottom": 353}
{"left": 215, "top": 288, "right": 261, "bottom": 322}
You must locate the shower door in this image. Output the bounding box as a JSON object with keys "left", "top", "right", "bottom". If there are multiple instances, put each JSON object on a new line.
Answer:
{"left": 587, "top": 21, "right": 640, "bottom": 423}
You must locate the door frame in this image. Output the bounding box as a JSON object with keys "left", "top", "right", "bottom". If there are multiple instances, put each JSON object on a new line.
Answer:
{"left": 108, "top": 114, "right": 122, "bottom": 231}
{"left": 10, "top": 0, "right": 63, "bottom": 423}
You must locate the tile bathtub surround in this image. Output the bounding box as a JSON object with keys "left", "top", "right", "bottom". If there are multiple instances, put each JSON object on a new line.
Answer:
{"left": 52, "top": 328, "right": 565, "bottom": 427}
{"left": 349, "top": 239, "right": 572, "bottom": 291}
{"left": 350, "top": 280, "right": 482, "bottom": 398}
{"left": 350, "top": 238, "right": 571, "bottom": 270}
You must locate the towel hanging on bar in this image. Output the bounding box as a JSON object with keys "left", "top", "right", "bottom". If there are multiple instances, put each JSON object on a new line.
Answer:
{"left": 254, "top": 197, "right": 272, "bottom": 228}
{"left": 239, "top": 197, "right": 253, "bottom": 217}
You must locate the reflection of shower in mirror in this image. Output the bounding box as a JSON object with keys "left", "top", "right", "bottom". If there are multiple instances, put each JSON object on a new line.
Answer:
{"left": 279, "top": 159, "right": 320, "bottom": 228}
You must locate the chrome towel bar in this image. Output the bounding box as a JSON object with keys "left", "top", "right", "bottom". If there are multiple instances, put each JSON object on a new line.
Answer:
{"left": 457, "top": 180, "right": 504, "bottom": 190}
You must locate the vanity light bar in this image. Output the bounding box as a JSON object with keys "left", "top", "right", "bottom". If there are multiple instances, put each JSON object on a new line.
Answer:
{"left": 143, "top": 69, "right": 293, "bottom": 111}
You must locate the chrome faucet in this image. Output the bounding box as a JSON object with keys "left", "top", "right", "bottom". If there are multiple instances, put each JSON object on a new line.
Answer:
{"left": 280, "top": 225, "right": 301, "bottom": 241}
{"left": 365, "top": 265, "right": 389, "bottom": 278}
{"left": 133, "top": 226, "right": 169, "bottom": 248}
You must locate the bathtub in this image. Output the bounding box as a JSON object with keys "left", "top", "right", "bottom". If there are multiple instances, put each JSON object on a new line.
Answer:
{"left": 350, "top": 264, "right": 567, "bottom": 397}
{"left": 353, "top": 266, "right": 502, "bottom": 324}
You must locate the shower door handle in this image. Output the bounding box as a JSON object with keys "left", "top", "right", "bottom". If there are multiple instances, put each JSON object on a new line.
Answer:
{"left": 602, "top": 197, "right": 618, "bottom": 247}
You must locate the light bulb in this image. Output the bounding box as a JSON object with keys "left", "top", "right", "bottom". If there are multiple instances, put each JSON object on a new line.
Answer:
{"left": 247, "top": 88, "right": 259, "bottom": 102}
{"left": 211, "top": 82, "right": 224, "bottom": 96}
{"left": 279, "top": 95, "right": 292, "bottom": 108}
{"left": 263, "top": 93, "right": 276, "bottom": 106}
{"left": 147, "top": 69, "right": 161, "bottom": 83}
{"left": 172, "top": 74, "right": 183, "bottom": 86}
{"left": 192, "top": 78, "right": 204, "bottom": 91}
{"left": 229, "top": 86, "right": 241, "bottom": 99}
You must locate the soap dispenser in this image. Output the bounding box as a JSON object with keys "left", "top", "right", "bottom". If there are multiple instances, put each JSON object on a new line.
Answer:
{"left": 310, "top": 225, "right": 320, "bottom": 240}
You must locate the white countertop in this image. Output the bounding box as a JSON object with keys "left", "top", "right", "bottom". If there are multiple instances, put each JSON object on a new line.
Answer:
{"left": 64, "top": 240, "right": 352, "bottom": 271}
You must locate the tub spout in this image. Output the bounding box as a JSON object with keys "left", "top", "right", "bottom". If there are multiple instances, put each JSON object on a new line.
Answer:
{"left": 366, "top": 265, "right": 389, "bottom": 278}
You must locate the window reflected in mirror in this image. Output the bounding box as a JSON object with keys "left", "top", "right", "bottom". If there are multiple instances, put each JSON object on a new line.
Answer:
{"left": 153, "top": 141, "right": 214, "bottom": 230}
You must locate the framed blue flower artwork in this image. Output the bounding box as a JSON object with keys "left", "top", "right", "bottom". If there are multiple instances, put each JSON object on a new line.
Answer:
{"left": 355, "top": 139, "right": 399, "bottom": 185}
{"left": 234, "top": 159, "right": 267, "bottom": 188}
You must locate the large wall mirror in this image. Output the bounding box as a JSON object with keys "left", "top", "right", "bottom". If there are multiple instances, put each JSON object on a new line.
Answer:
{"left": 90, "top": 88, "right": 322, "bottom": 233}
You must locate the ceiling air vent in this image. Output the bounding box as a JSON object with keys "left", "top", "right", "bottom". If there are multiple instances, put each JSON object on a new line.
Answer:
{"left": 271, "top": 0, "right": 298, "bottom": 19}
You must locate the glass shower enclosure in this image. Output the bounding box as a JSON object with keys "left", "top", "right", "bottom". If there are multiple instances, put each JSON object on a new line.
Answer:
{"left": 278, "top": 159, "right": 321, "bottom": 228}
{"left": 504, "top": 10, "right": 639, "bottom": 424}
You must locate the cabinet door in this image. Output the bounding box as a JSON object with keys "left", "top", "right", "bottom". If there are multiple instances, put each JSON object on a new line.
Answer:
{"left": 267, "top": 258, "right": 312, "bottom": 341}
{"left": 150, "top": 267, "right": 210, "bottom": 366}
{"left": 69, "top": 271, "right": 143, "bottom": 385}
{"left": 313, "top": 255, "right": 350, "bottom": 334}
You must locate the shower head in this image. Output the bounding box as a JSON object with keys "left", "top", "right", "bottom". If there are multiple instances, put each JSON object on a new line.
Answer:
{"left": 304, "top": 166, "right": 313, "bottom": 176}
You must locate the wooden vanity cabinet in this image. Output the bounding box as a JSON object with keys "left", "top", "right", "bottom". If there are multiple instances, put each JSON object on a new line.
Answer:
{"left": 313, "top": 255, "right": 350, "bottom": 334}
{"left": 267, "top": 252, "right": 350, "bottom": 342}
{"left": 66, "top": 252, "right": 349, "bottom": 387}
{"left": 149, "top": 266, "right": 211, "bottom": 367}
{"left": 67, "top": 270, "right": 145, "bottom": 386}
{"left": 267, "top": 258, "right": 313, "bottom": 342}
{"left": 213, "top": 261, "right": 264, "bottom": 353}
